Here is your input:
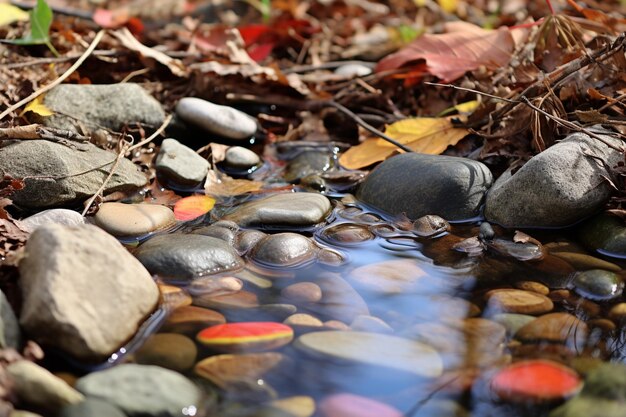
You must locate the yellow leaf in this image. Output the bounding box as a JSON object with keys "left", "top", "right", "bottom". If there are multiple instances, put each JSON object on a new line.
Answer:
{"left": 20, "top": 95, "right": 54, "bottom": 117}
{"left": 204, "top": 170, "right": 264, "bottom": 197}
{"left": 454, "top": 100, "right": 479, "bottom": 114}
{"left": 0, "top": 4, "right": 30, "bottom": 27}
{"left": 339, "top": 117, "right": 469, "bottom": 170}
{"left": 438, "top": 0, "right": 457, "bottom": 13}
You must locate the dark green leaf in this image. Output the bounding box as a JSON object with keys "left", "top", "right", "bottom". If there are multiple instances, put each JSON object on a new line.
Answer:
{"left": 4, "top": 0, "right": 58, "bottom": 55}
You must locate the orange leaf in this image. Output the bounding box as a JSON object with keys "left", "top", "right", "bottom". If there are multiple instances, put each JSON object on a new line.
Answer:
{"left": 339, "top": 117, "right": 469, "bottom": 170}
{"left": 173, "top": 195, "right": 215, "bottom": 221}
{"left": 376, "top": 22, "right": 520, "bottom": 82}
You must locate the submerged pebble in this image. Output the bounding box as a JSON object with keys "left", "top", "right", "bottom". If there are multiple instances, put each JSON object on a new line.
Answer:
{"left": 570, "top": 269, "right": 624, "bottom": 301}
{"left": 197, "top": 322, "right": 294, "bottom": 352}
{"left": 94, "top": 202, "right": 175, "bottom": 237}
{"left": 251, "top": 233, "right": 318, "bottom": 267}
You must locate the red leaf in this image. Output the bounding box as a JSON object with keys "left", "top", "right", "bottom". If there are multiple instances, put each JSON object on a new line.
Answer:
{"left": 239, "top": 24, "right": 272, "bottom": 46}
{"left": 173, "top": 195, "right": 215, "bottom": 221}
{"left": 376, "top": 22, "right": 519, "bottom": 83}
{"left": 247, "top": 43, "right": 275, "bottom": 62}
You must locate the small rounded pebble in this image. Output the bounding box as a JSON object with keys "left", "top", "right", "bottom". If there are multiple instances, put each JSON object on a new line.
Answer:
{"left": 251, "top": 233, "right": 317, "bottom": 268}
{"left": 514, "top": 281, "right": 550, "bottom": 295}
{"left": 320, "top": 223, "right": 374, "bottom": 245}
{"left": 161, "top": 305, "right": 226, "bottom": 334}
{"left": 158, "top": 284, "right": 192, "bottom": 309}
{"left": 515, "top": 312, "right": 588, "bottom": 349}
{"left": 194, "top": 352, "right": 285, "bottom": 390}
{"left": 334, "top": 64, "right": 373, "bottom": 77}
{"left": 269, "top": 396, "right": 316, "bottom": 417}
{"left": 186, "top": 276, "right": 243, "bottom": 297}
{"left": 478, "top": 222, "right": 495, "bottom": 240}
{"left": 281, "top": 282, "right": 323, "bottom": 304}
{"left": 319, "top": 393, "right": 402, "bottom": 417}
{"left": 155, "top": 138, "right": 210, "bottom": 187}
{"left": 224, "top": 146, "right": 261, "bottom": 169}
{"left": 193, "top": 290, "right": 259, "bottom": 310}
{"left": 608, "top": 303, "right": 626, "bottom": 322}
{"left": 491, "top": 360, "right": 582, "bottom": 403}
{"left": 94, "top": 203, "right": 175, "bottom": 237}
{"left": 485, "top": 289, "right": 554, "bottom": 315}
{"left": 323, "top": 320, "right": 350, "bottom": 331}
{"left": 197, "top": 322, "right": 294, "bottom": 352}
{"left": 571, "top": 269, "right": 624, "bottom": 301}
{"left": 176, "top": 97, "right": 257, "bottom": 140}
{"left": 284, "top": 314, "right": 324, "bottom": 332}
{"left": 134, "top": 333, "right": 197, "bottom": 372}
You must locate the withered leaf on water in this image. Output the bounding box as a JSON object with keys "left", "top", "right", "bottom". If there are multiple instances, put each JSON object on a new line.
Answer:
{"left": 204, "top": 170, "right": 264, "bottom": 197}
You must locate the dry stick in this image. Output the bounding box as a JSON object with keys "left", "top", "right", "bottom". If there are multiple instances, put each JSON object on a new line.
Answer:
{"left": 425, "top": 82, "right": 626, "bottom": 152}
{"left": 0, "top": 30, "right": 105, "bottom": 121}
{"left": 1, "top": 50, "right": 117, "bottom": 69}
{"left": 81, "top": 114, "right": 172, "bottom": 217}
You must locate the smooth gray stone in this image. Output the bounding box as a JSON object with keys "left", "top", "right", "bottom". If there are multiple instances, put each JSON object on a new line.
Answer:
{"left": 577, "top": 214, "right": 626, "bottom": 257}
{"left": 36, "top": 84, "right": 165, "bottom": 134}
{"left": 334, "top": 63, "right": 373, "bottom": 77}
{"left": 19, "top": 209, "right": 85, "bottom": 233}
{"left": 0, "top": 290, "right": 20, "bottom": 349}
{"left": 176, "top": 97, "right": 257, "bottom": 140}
{"left": 193, "top": 221, "right": 239, "bottom": 246}
{"left": 19, "top": 224, "right": 159, "bottom": 361}
{"left": 75, "top": 364, "right": 201, "bottom": 417}
{"left": 0, "top": 140, "right": 147, "bottom": 209}
{"left": 357, "top": 153, "right": 492, "bottom": 221}
{"left": 224, "top": 146, "right": 261, "bottom": 169}
{"left": 236, "top": 230, "right": 267, "bottom": 255}
{"left": 155, "top": 138, "right": 209, "bottom": 187}
{"left": 485, "top": 127, "right": 625, "bottom": 228}
{"left": 284, "top": 151, "right": 331, "bottom": 183}
{"left": 251, "top": 233, "right": 317, "bottom": 267}
{"left": 222, "top": 192, "right": 331, "bottom": 228}
{"left": 571, "top": 269, "right": 623, "bottom": 301}
{"left": 60, "top": 399, "right": 127, "bottom": 417}
{"left": 135, "top": 233, "right": 244, "bottom": 281}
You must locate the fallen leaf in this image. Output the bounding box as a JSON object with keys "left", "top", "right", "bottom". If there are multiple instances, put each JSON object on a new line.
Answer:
{"left": 112, "top": 27, "right": 188, "bottom": 77}
{"left": 20, "top": 95, "right": 53, "bottom": 117}
{"left": 174, "top": 195, "right": 215, "bottom": 221}
{"left": 339, "top": 117, "right": 469, "bottom": 169}
{"left": 204, "top": 170, "right": 264, "bottom": 197}
{"left": 376, "top": 22, "right": 519, "bottom": 82}
{"left": 0, "top": 4, "right": 30, "bottom": 27}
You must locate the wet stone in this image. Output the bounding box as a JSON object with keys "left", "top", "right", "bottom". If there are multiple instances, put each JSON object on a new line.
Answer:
{"left": 134, "top": 233, "right": 244, "bottom": 281}
{"left": 284, "top": 313, "right": 324, "bottom": 332}
{"left": 514, "top": 281, "right": 550, "bottom": 295}
{"left": 413, "top": 215, "right": 450, "bottom": 237}
{"left": 19, "top": 209, "right": 85, "bottom": 233}
{"left": 269, "top": 396, "right": 316, "bottom": 417}
{"left": 550, "top": 251, "right": 621, "bottom": 272}
{"left": 295, "top": 331, "right": 443, "bottom": 378}
{"left": 155, "top": 138, "right": 210, "bottom": 188}
{"left": 281, "top": 282, "right": 323, "bottom": 304}
{"left": 158, "top": 283, "right": 192, "bottom": 309}
{"left": 347, "top": 259, "right": 428, "bottom": 295}
{"left": 485, "top": 289, "right": 554, "bottom": 315}
{"left": 193, "top": 290, "right": 259, "bottom": 310}
{"left": 319, "top": 393, "right": 402, "bottom": 417}
{"left": 224, "top": 146, "right": 262, "bottom": 169}
{"left": 0, "top": 290, "right": 20, "bottom": 349}
{"left": 75, "top": 364, "right": 201, "bottom": 417}
{"left": 284, "top": 151, "right": 332, "bottom": 183}
{"left": 350, "top": 315, "right": 393, "bottom": 334}
{"left": 492, "top": 313, "right": 536, "bottom": 337}
{"left": 251, "top": 233, "right": 317, "bottom": 268}
{"left": 229, "top": 304, "right": 298, "bottom": 322}
{"left": 608, "top": 303, "right": 626, "bottom": 322}
{"left": 222, "top": 192, "right": 331, "bottom": 228}
{"left": 194, "top": 352, "right": 286, "bottom": 390}
{"left": 134, "top": 333, "right": 197, "bottom": 372}
{"left": 94, "top": 202, "right": 175, "bottom": 237}
{"left": 570, "top": 269, "right": 624, "bottom": 301}
{"left": 577, "top": 213, "right": 626, "bottom": 257}
{"left": 306, "top": 274, "right": 369, "bottom": 323}
{"left": 176, "top": 97, "right": 257, "bottom": 140}
{"left": 515, "top": 312, "right": 588, "bottom": 350}
{"left": 193, "top": 220, "right": 240, "bottom": 246}
{"left": 357, "top": 153, "right": 493, "bottom": 221}
{"left": 186, "top": 276, "right": 243, "bottom": 297}
{"left": 236, "top": 230, "right": 268, "bottom": 254}
{"left": 162, "top": 305, "right": 226, "bottom": 334}
{"left": 319, "top": 223, "right": 374, "bottom": 245}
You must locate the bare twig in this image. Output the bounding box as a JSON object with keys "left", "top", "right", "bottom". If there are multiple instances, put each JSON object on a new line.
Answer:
{"left": 0, "top": 30, "right": 106, "bottom": 121}
{"left": 0, "top": 124, "right": 89, "bottom": 142}
{"left": 81, "top": 114, "right": 172, "bottom": 216}
{"left": 1, "top": 50, "right": 118, "bottom": 69}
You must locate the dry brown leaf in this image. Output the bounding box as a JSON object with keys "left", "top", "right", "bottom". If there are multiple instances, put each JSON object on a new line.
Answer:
{"left": 339, "top": 117, "right": 469, "bottom": 170}
{"left": 204, "top": 170, "right": 264, "bottom": 197}
{"left": 376, "top": 22, "right": 523, "bottom": 82}
{"left": 112, "top": 27, "right": 189, "bottom": 77}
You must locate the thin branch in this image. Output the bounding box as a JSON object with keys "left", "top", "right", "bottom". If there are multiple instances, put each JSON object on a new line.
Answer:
{"left": 1, "top": 50, "right": 118, "bottom": 69}
{"left": 81, "top": 114, "right": 172, "bottom": 216}
{"left": 0, "top": 30, "right": 106, "bottom": 121}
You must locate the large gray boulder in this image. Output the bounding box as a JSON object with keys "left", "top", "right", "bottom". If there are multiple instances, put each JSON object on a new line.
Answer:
{"left": 357, "top": 153, "right": 492, "bottom": 221}
{"left": 35, "top": 84, "right": 165, "bottom": 133}
{"left": 19, "top": 224, "right": 159, "bottom": 362}
{"left": 0, "top": 140, "right": 147, "bottom": 209}
{"left": 75, "top": 364, "right": 202, "bottom": 417}
{"left": 485, "top": 127, "right": 625, "bottom": 228}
